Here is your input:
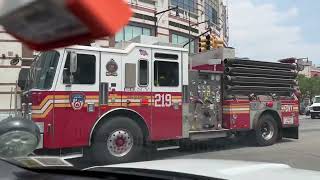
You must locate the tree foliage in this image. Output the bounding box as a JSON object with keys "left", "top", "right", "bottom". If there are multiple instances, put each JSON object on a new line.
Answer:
{"left": 297, "top": 74, "right": 320, "bottom": 98}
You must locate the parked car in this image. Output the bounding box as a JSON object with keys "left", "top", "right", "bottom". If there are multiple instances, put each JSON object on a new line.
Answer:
{"left": 310, "top": 96, "right": 320, "bottom": 119}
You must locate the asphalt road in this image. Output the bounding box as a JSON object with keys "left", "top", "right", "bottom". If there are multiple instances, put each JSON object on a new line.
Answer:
{"left": 70, "top": 115, "right": 320, "bottom": 171}
{"left": 1, "top": 115, "right": 320, "bottom": 174}
{"left": 166, "top": 115, "right": 320, "bottom": 171}
{"left": 0, "top": 116, "right": 318, "bottom": 180}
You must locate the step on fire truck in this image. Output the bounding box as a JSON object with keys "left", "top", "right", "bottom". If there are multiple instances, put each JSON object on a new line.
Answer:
{"left": 22, "top": 36, "right": 299, "bottom": 164}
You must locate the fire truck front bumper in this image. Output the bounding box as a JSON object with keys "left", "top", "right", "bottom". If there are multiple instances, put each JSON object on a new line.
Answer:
{"left": 310, "top": 109, "right": 320, "bottom": 117}
{"left": 309, "top": 105, "right": 320, "bottom": 116}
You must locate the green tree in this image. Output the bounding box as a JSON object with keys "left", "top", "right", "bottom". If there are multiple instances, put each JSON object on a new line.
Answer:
{"left": 297, "top": 74, "right": 320, "bottom": 99}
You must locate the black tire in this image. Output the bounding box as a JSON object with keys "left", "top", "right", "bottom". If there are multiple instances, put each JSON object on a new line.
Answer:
{"left": 311, "top": 113, "right": 316, "bottom": 119}
{"left": 91, "top": 116, "right": 144, "bottom": 164}
{"left": 254, "top": 114, "right": 278, "bottom": 146}
{"left": 277, "top": 129, "right": 283, "bottom": 141}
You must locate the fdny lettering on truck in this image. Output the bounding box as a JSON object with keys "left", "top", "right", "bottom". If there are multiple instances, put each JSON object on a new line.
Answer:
{"left": 281, "top": 104, "right": 293, "bottom": 112}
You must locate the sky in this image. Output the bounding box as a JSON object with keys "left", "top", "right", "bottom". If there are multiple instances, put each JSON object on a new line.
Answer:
{"left": 228, "top": 0, "right": 320, "bottom": 64}
{"left": 0, "top": 0, "right": 319, "bottom": 64}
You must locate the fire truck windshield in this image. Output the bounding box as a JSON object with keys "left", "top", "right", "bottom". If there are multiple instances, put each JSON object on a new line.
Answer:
{"left": 26, "top": 51, "right": 60, "bottom": 90}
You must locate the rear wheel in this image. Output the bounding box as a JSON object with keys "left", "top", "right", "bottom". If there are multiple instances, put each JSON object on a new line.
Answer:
{"left": 91, "top": 116, "right": 144, "bottom": 164}
{"left": 255, "top": 114, "right": 278, "bottom": 146}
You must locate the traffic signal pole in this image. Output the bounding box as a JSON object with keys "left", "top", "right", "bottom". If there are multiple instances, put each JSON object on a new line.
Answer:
{"left": 186, "top": 20, "right": 209, "bottom": 53}
{"left": 154, "top": 6, "right": 179, "bottom": 36}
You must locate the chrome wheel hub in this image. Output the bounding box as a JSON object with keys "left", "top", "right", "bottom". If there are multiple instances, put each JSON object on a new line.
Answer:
{"left": 107, "top": 129, "right": 133, "bottom": 157}
{"left": 261, "top": 121, "right": 274, "bottom": 141}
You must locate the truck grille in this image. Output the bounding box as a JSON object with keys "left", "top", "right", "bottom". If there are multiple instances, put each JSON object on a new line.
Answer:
{"left": 313, "top": 106, "right": 320, "bottom": 111}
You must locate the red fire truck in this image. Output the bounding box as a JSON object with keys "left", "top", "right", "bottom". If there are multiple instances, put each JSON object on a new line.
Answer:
{"left": 22, "top": 36, "right": 299, "bottom": 164}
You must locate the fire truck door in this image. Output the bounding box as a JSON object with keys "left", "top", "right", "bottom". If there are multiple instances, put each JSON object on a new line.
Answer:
{"left": 151, "top": 50, "right": 182, "bottom": 140}
{"left": 121, "top": 48, "right": 152, "bottom": 130}
{"left": 54, "top": 49, "right": 100, "bottom": 148}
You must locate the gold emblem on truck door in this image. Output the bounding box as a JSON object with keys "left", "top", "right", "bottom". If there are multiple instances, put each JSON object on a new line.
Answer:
{"left": 106, "top": 59, "right": 118, "bottom": 76}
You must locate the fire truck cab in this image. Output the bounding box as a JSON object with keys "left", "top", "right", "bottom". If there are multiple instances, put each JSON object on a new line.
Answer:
{"left": 24, "top": 36, "right": 299, "bottom": 164}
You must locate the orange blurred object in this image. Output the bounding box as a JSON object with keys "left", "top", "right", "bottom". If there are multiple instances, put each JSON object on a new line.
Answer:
{"left": 0, "top": 0, "right": 132, "bottom": 51}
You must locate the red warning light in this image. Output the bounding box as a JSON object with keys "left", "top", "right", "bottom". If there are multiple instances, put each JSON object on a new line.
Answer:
{"left": 266, "top": 101, "right": 274, "bottom": 108}
{"left": 0, "top": 0, "right": 132, "bottom": 51}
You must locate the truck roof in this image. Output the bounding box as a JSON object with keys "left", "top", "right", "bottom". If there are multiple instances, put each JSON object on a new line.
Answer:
{"left": 65, "top": 35, "right": 188, "bottom": 54}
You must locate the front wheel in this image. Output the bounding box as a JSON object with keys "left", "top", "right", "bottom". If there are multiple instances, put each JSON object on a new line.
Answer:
{"left": 311, "top": 113, "right": 316, "bottom": 119}
{"left": 91, "top": 117, "right": 144, "bottom": 164}
{"left": 255, "top": 114, "right": 278, "bottom": 146}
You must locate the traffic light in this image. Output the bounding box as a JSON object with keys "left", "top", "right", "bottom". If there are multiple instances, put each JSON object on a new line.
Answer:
{"left": 210, "top": 35, "right": 224, "bottom": 49}
{"left": 198, "top": 34, "right": 211, "bottom": 52}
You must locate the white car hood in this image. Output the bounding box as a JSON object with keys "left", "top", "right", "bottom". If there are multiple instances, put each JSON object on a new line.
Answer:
{"left": 85, "top": 159, "right": 320, "bottom": 180}
{"left": 311, "top": 103, "right": 320, "bottom": 107}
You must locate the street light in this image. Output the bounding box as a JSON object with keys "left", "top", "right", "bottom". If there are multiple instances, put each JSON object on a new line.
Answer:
{"left": 154, "top": 6, "right": 179, "bottom": 36}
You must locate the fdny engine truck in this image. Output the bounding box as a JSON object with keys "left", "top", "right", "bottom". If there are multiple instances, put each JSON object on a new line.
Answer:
{"left": 22, "top": 36, "right": 299, "bottom": 164}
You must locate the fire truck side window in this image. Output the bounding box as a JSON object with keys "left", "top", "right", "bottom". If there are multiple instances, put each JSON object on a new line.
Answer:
{"left": 139, "top": 60, "right": 148, "bottom": 86}
{"left": 154, "top": 61, "right": 179, "bottom": 87}
{"left": 63, "top": 53, "right": 96, "bottom": 84}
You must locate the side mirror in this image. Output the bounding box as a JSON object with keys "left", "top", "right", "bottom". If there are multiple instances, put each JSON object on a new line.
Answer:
{"left": 18, "top": 68, "right": 30, "bottom": 91}
{"left": 18, "top": 80, "right": 26, "bottom": 91}
{"left": 0, "top": 117, "right": 40, "bottom": 158}
{"left": 70, "top": 52, "right": 78, "bottom": 73}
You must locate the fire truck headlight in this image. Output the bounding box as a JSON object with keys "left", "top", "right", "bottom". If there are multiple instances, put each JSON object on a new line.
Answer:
{"left": 35, "top": 122, "right": 44, "bottom": 133}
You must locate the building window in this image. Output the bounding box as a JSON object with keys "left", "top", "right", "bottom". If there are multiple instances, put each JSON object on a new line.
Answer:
{"left": 115, "top": 25, "right": 151, "bottom": 42}
{"left": 63, "top": 54, "right": 96, "bottom": 84}
{"left": 171, "top": 33, "right": 195, "bottom": 53}
{"left": 154, "top": 61, "right": 179, "bottom": 87}
{"left": 171, "top": 0, "right": 197, "bottom": 13}
{"left": 204, "top": 0, "right": 218, "bottom": 24}
{"left": 169, "top": 21, "right": 199, "bottom": 33}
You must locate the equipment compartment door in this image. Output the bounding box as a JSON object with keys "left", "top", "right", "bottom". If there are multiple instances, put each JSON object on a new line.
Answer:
{"left": 151, "top": 49, "right": 182, "bottom": 140}
{"left": 54, "top": 49, "right": 100, "bottom": 148}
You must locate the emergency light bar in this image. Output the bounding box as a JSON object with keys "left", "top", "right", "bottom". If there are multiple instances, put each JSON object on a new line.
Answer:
{"left": 0, "top": 0, "right": 132, "bottom": 51}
